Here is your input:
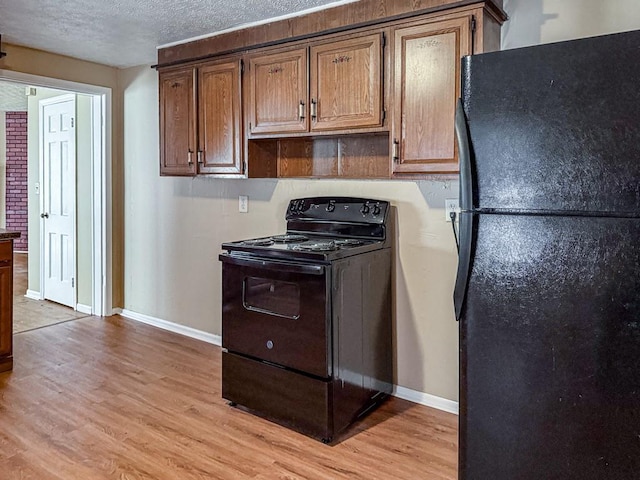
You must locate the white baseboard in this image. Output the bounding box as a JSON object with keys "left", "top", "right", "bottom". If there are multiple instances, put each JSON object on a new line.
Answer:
{"left": 25, "top": 289, "right": 42, "bottom": 301}
{"left": 76, "top": 303, "right": 92, "bottom": 315}
{"left": 119, "top": 309, "right": 222, "bottom": 346}
{"left": 118, "top": 309, "right": 459, "bottom": 415}
{"left": 393, "top": 385, "right": 459, "bottom": 415}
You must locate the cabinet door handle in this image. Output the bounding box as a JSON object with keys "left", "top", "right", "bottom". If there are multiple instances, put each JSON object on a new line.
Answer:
{"left": 310, "top": 99, "right": 317, "bottom": 120}
{"left": 188, "top": 150, "right": 193, "bottom": 165}
{"left": 197, "top": 150, "right": 203, "bottom": 164}
{"left": 298, "top": 101, "right": 305, "bottom": 120}
{"left": 392, "top": 140, "right": 400, "bottom": 162}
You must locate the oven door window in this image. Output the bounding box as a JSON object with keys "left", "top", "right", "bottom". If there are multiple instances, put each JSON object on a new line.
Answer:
{"left": 243, "top": 277, "right": 301, "bottom": 319}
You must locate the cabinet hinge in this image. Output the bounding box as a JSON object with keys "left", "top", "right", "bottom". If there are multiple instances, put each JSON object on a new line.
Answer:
{"left": 71, "top": 118, "right": 75, "bottom": 128}
{"left": 471, "top": 15, "right": 477, "bottom": 33}
{"left": 382, "top": 109, "right": 386, "bottom": 123}
{"left": 382, "top": 32, "right": 386, "bottom": 49}
{"left": 243, "top": 160, "right": 248, "bottom": 174}
{"left": 71, "top": 278, "right": 75, "bottom": 288}
{"left": 240, "top": 60, "right": 244, "bottom": 74}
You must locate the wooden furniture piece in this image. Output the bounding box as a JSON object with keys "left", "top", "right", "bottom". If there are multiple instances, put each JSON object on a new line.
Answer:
{"left": 159, "top": 59, "right": 243, "bottom": 176}
{"left": 157, "top": 0, "right": 506, "bottom": 179}
{"left": 0, "top": 230, "right": 19, "bottom": 372}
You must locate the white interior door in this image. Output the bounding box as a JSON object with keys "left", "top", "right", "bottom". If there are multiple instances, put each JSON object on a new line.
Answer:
{"left": 41, "top": 95, "right": 76, "bottom": 308}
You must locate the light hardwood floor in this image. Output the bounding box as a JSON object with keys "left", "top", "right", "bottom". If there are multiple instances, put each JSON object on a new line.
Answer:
{"left": 1, "top": 316, "right": 458, "bottom": 479}
{"left": 12, "top": 253, "right": 89, "bottom": 333}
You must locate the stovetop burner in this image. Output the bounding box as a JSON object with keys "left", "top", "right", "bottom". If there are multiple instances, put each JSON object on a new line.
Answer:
{"left": 291, "top": 241, "right": 338, "bottom": 252}
{"left": 271, "top": 234, "right": 308, "bottom": 243}
{"left": 241, "top": 238, "right": 274, "bottom": 246}
{"left": 334, "top": 239, "right": 365, "bottom": 247}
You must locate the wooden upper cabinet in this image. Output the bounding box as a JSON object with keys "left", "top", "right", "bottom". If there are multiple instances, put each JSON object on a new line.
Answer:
{"left": 159, "top": 60, "right": 244, "bottom": 176}
{"left": 248, "top": 49, "right": 308, "bottom": 135}
{"left": 310, "top": 33, "right": 383, "bottom": 131}
{"left": 198, "top": 61, "right": 243, "bottom": 174}
{"left": 159, "top": 68, "right": 197, "bottom": 176}
{"left": 247, "top": 33, "right": 384, "bottom": 136}
{"left": 391, "top": 15, "right": 472, "bottom": 175}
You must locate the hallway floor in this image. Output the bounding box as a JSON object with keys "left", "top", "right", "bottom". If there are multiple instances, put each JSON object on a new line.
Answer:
{"left": 12, "top": 253, "right": 90, "bottom": 333}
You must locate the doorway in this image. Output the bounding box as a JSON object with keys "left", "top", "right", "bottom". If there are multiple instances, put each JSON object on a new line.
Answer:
{"left": 0, "top": 69, "right": 112, "bottom": 320}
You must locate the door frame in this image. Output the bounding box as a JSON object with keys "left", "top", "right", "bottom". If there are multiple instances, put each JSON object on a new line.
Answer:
{"left": 39, "top": 93, "right": 77, "bottom": 308}
{"left": 0, "top": 69, "right": 113, "bottom": 316}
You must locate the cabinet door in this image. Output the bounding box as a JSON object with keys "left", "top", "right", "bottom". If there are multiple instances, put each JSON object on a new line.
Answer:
{"left": 392, "top": 16, "right": 472, "bottom": 174}
{"left": 0, "top": 262, "right": 12, "bottom": 359}
{"left": 159, "top": 68, "right": 197, "bottom": 175}
{"left": 248, "top": 48, "right": 308, "bottom": 135}
{"left": 310, "top": 33, "right": 383, "bottom": 131}
{"left": 198, "top": 61, "right": 243, "bottom": 174}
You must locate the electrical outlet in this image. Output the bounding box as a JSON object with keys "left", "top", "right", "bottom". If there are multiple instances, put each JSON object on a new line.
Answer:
{"left": 445, "top": 199, "right": 459, "bottom": 222}
{"left": 239, "top": 195, "right": 248, "bottom": 213}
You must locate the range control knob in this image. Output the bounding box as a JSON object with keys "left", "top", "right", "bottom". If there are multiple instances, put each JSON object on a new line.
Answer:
{"left": 360, "top": 203, "right": 370, "bottom": 215}
{"left": 326, "top": 201, "right": 336, "bottom": 212}
{"left": 372, "top": 204, "right": 381, "bottom": 216}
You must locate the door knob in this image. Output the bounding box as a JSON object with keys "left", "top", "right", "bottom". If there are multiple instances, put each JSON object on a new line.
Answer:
{"left": 40, "top": 213, "right": 49, "bottom": 218}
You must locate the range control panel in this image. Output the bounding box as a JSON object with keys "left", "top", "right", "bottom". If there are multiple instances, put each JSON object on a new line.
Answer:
{"left": 286, "top": 197, "right": 389, "bottom": 224}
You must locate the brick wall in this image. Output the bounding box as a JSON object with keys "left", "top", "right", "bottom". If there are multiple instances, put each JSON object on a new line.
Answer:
{"left": 5, "top": 112, "right": 28, "bottom": 251}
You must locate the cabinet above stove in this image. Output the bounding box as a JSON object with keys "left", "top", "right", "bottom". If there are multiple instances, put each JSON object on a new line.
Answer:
{"left": 157, "top": 0, "right": 506, "bottom": 179}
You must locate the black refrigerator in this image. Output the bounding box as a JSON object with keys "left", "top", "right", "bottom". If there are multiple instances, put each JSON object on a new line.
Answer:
{"left": 454, "top": 30, "right": 640, "bottom": 480}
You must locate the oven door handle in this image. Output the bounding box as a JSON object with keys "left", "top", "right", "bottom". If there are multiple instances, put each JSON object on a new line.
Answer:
{"left": 219, "top": 254, "right": 326, "bottom": 275}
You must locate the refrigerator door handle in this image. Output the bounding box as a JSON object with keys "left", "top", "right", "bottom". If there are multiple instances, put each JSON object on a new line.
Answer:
{"left": 453, "top": 211, "right": 473, "bottom": 321}
{"left": 455, "top": 99, "right": 473, "bottom": 212}
{"left": 453, "top": 99, "right": 475, "bottom": 321}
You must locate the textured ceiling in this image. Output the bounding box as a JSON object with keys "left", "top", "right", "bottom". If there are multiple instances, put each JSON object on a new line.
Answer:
{"left": 0, "top": 0, "right": 355, "bottom": 68}
{"left": 0, "top": 81, "right": 28, "bottom": 112}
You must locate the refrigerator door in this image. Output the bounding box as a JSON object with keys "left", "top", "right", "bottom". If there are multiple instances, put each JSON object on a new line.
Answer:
{"left": 460, "top": 213, "right": 640, "bottom": 480}
{"left": 461, "top": 29, "right": 640, "bottom": 215}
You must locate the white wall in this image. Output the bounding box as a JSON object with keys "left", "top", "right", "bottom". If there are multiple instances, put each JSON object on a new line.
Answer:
{"left": 503, "top": 0, "right": 640, "bottom": 49}
{"left": 120, "top": 0, "right": 640, "bottom": 404}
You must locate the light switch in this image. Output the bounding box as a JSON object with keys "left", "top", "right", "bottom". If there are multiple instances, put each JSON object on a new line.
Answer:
{"left": 239, "top": 195, "right": 248, "bottom": 213}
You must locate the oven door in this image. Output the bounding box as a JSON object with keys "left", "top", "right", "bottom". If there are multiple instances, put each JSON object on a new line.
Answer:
{"left": 220, "top": 253, "right": 330, "bottom": 378}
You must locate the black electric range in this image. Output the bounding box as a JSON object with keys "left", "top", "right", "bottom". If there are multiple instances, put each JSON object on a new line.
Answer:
{"left": 219, "top": 196, "right": 394, "bottom": 443}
